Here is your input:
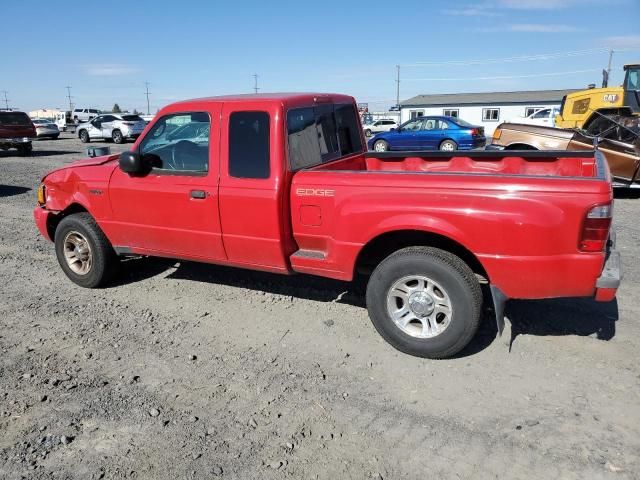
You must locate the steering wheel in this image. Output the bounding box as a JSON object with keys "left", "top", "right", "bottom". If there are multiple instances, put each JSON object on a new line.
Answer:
{"left": 170, "top": 140, "right": 199, "bottom": 170}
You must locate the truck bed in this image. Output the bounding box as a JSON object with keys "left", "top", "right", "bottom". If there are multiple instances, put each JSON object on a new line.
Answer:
{"left": 312, "top": 150, "right": 604, "bottom": 180}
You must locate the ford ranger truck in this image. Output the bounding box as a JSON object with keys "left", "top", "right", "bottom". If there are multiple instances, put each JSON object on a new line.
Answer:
{"left": 33, "top": 93, "right": 621, "bottom": 359}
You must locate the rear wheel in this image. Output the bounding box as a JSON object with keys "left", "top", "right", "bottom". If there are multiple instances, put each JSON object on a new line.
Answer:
{"left": 373, "top": 139, "right": 389, "bottom": 152}
{"left": 79, "top": 130, "right": 89, "bottom": 143}
{"left": 366, "top": 247, "right": 482, "bottom": 359}
{"left": 51, "top": 134, "right": 60, "bottom": 140}
{"left": 439, "top": 139, "right": 457, "bottom": 151}
{"left": 112, "top": 129, "right": 124, "bottom": 144}
{"left": 54, "top": 213, "right": 118, "bottom": 288}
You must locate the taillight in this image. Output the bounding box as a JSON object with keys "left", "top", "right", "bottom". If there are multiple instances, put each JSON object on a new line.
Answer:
{"left": 493, "top": 129, "right": 502, "bottom": 140}
{"left": 579, "top": 203, "right": 612, "bottom": 252}
{"left": 470, "top": 128, "right": 478, "bottom": 136}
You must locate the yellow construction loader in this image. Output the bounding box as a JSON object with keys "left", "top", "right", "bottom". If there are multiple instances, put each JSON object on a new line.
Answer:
{"left": 555, "top": 63, "right": 639, "bottom": 129}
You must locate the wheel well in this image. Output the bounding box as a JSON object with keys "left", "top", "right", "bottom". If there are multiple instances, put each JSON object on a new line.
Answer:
{"left": 505, "top": 143, "right": 537, "bottom": 150}
{"left": 47, "top": 203, "right": 89, "bottom": 240}
{"left": 355, "top": 230, "right": 488, "bottom": 281}
{"left": 439, "top": 138, "right": 456, "bottom": 146}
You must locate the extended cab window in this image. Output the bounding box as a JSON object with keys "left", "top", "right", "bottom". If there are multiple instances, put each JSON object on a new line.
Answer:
{"left": 229, "top": 111, "right": 270, "bottom": 179}
{"left": 287, "top": 103, "right": 363, "bottom": 171}
{"left": 139, "top": 112, "right": 210, "bottom": 173}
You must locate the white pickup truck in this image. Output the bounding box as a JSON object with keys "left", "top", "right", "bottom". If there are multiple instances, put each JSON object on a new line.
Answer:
{"left": 509, "top": 107, "right": 559, "bottom": 127}
{"left": 72, "top": 108, "right": 102, "bottom": 123}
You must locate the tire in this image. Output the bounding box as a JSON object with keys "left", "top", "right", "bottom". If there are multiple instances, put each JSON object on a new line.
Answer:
{"left": 17, "top": 143, "right": 33, "bottom": 157}
{"left": 112, "top": 129, "right": 124, "bottom": 144}
{"left": 51, "top": 135, "right": 60, "bottom": 140}
{"left": 365, "top": 129, "right": 372, "bottom": 137}
{"left": 439, "top": 139, "right": 457, "bottom": 151}
{"left": 366, "top": 246, "right": 482, "bottom": 359}
{"left": 54, "top": 212, "right": 118, "bottom": 288}
{"left": 79, "top": 130, "right": 90, "bottom": 143}
{"left": 373, "top": 139, "right": 389, "bottom": 152}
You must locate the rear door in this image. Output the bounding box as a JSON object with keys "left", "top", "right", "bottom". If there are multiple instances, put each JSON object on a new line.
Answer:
{"left": 415, "top": 118, "right": 440, "bottom": 149}
{"left": 108, "top": 107, "right": 225, "bottom": 260}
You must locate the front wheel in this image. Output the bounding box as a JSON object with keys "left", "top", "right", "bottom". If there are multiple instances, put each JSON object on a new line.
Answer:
{"left": 17, "top": 143, "right": 33, "bottom": 156}
{"left": 79, "top": 130, "right": 90, "bottom": 143}
{"left": 439, "top": 139, "right": 457, "bottom": 151}
{"left": 366, "top": 247, "right": 482, "bottom": 359}
{"left": 54, "top": 213, "right": 118, "bottom": 288}
{"left": 373, "top": 139, "right": 389, "bottom": 152}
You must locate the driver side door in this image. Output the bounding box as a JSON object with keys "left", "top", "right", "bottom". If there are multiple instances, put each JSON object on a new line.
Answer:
{"left": 107, "top": 107, "right": 225, "bottom": 261}
{"left": 87, "top": 116, "right": 104, "bottom": 138}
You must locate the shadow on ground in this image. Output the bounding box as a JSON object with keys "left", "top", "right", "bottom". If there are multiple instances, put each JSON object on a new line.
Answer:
{"left": 113, "top": 257, "right": 619, "bottom": 356}
{"left": 0, "top": 185, "right": 31, "bottom": 197}
{"left": 614, "top": 188, "right": 640, "bottom": 199}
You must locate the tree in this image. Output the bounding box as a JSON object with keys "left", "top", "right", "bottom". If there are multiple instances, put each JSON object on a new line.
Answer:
{"left": 112, "top": 103, "right": 121, "bottom": 113}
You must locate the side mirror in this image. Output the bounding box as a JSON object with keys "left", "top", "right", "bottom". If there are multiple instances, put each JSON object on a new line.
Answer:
{"left": 119, "top": 151, "right": 144, "bottom": 174}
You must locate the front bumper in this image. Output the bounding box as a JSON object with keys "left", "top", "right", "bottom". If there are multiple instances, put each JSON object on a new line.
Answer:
{"left": 594, "top": 232, "right": 621, "bottom": 302}
{"left": 33, "top": 206, "right": 54, "bottom": 241}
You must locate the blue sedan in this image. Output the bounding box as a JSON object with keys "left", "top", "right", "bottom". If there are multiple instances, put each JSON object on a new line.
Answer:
{"left": 367, "top": 116, "right": 486, "bottom": 152}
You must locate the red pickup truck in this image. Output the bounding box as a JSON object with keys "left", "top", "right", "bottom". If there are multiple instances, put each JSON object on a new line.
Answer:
{"left": 33, "top": 93, "right": 620, "bottom": 358}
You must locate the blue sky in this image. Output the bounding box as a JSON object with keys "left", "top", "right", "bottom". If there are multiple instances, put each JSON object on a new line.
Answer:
{"left": 3, "top": 0, "right": 639, "bottom": 113}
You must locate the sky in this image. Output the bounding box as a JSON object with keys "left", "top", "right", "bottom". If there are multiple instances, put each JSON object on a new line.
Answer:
{"left": 2, "top": 0, "right": 639, "bottom": 113}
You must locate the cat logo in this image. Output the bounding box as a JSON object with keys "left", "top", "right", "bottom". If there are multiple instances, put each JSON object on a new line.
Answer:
{"left": 603, "top": 94, "right": 619, "bottom": 104}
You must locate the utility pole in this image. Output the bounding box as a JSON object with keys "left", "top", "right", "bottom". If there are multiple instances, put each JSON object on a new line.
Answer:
{"left": 144, "top": 81, "right": 151, "bottom": 115}
{"left": 395, "top": 65, "right": 400, "bottom": 110}
{"left": 65, "top": 86, "right": 73, "bottom": 112}
{"left": 253, "top": 74, "right": 259, "bottom": 94}
{"left": 1, "top": 90, "right": 9, "bottom": 110}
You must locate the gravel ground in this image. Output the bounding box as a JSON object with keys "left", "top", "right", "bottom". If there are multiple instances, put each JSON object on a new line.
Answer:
{"left": 1, "top": 133, "right": 639, "bottom": 479}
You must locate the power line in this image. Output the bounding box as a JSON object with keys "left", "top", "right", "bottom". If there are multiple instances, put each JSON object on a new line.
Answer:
{"left": 403, "top": 68, "right": 600, "bottom": 82}
{"left": 395, "top": 65, "right": 400, "bottom": 109}
{"left": 402, "top": 48, "right": 615, "bottom": 67}
{"left": 406, "top": 69, "right": 599, "bottom": 82}
{"left": 144, "top": 81, "right": 151, "bottom": 115}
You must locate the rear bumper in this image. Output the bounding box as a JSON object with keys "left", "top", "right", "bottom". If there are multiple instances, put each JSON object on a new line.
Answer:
{"left": 594, "top": 234, "right": 621, "bottom": 302}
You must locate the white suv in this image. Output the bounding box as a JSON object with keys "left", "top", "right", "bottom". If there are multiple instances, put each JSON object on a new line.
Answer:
{"left": 77, "top": 114, "right": 147, "bottom": 144}
{"left": 72, "top": 108, "right": 102, "bottom": 123}
{"left": 363, "top": 119, "right": 398, "bottom": 137}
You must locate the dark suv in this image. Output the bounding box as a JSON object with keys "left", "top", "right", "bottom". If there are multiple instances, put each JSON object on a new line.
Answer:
{"left": 0, "top": 111, "right": 36, "bottom": 156}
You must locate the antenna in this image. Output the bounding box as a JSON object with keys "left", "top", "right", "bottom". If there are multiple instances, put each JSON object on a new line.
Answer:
{"left": 253, "top": 74, "right": 259, "bottom": 94}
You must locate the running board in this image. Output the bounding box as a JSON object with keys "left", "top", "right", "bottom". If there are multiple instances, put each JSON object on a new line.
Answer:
{"left": 291, "top": 249, "right": 326, "bottom": 260}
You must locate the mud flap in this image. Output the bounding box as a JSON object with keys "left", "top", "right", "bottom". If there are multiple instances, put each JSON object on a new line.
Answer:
{"left": 490, "top": 285, "right": 508, "bottom": 336}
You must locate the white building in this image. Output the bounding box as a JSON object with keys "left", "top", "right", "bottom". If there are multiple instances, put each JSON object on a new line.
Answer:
{"left": 399, "top": 89, "right": 578, "bottom": 134}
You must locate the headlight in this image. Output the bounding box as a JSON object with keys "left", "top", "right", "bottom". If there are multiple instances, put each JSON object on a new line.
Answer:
{"left": 37, "top": 184, "right": 46, "bottom": 205}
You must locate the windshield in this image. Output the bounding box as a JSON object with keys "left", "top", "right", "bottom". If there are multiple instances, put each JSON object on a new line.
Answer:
{"left": 625, "top": 66, "right": 640, "bottom": 90}
{"left": 0, "top": 112, "right": 32, "bottom": 126}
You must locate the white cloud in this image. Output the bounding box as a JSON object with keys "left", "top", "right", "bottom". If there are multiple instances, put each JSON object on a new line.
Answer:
{"left": 476, "top": 23, "right": 581, "bottom": 33}
{"left": 441, "top": 5, "right": 503, "bottom": 16}
{"left": 600, "top": 35, "right": 640, "bottom": 49}
{"left": 85, "top": 64, "right": 141, "bottom": 76}
{"left": 496, "top": 0, "right": 579, "bottom": 9}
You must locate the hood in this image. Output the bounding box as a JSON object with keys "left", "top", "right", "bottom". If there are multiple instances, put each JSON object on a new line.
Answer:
{"left": 41, "top": 154, "right": 119, "bottom": 181}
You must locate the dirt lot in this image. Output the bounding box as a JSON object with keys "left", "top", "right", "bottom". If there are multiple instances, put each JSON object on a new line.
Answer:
{"left": 1, "top": 134, "right": 639, "bottom": 479}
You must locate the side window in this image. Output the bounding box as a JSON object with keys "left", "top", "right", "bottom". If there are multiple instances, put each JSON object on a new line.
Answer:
{"left": 139, "top": 112, "right": 210, "bottom": 173}
{"left": 439, "top": 120, "right": 449, "bottom": 129}
{"left": 423, "top": 118, "right": 438, "bottom": 130}
{"left": 229, "top": 111, "right": 270, "bottom": 179}
{"left": 525, "top": 107, "right": 538, "bottom": 117}
{"left": 532, "top": 109, "right": 550, "bottom": 119}
{"left": 287, "top": 103, "right": 363, "bottom": 171}
{"left": 401, "top": 119, "right": 423, "bottom": 131}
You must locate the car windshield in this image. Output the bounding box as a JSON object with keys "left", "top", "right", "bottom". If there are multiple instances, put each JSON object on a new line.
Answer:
{"left": 121, "top": 115, "right": 143, "bottom": 122}
{"left": 0, "top": 112, "right": 32, "bottom": 126}
{"left": 452, "top": 118, "right": 475, "bottom": 128}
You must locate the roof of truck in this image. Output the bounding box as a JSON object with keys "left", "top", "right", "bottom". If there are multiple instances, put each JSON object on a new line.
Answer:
{"left": 171, "top": 92, "right": 355, "bottom": 105}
